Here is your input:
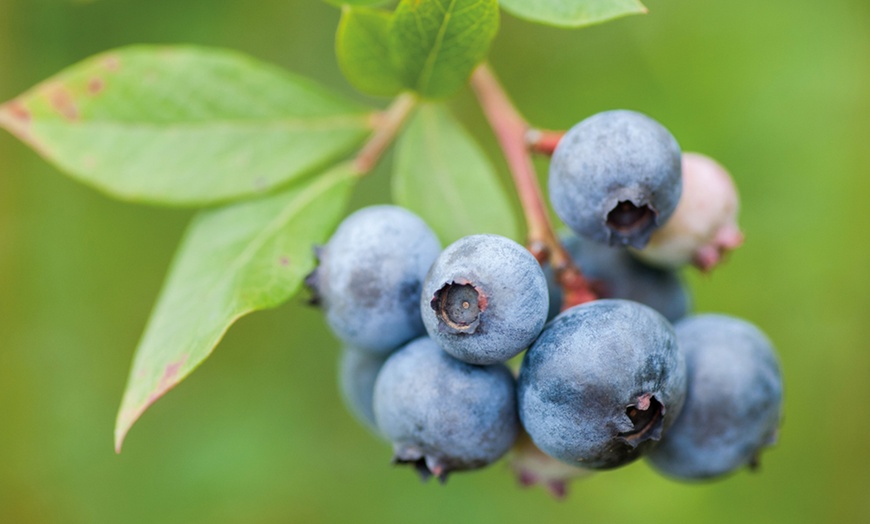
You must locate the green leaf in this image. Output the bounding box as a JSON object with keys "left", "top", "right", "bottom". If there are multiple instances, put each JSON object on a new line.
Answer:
{"left": 0, "top": 45, "right": 373, "bottom": 206}
{"left": 391, "top": 0, "right": 499, "bottom": 99}
{"left": 393, "top": 103, "right": 519, "bottom": 244}
{"left": 499, "top": 0, "right": 646, "bottom": 28}
{"left": 336, "top": 7, "right": 404, "bottom": 97}
{"left": 114, "top": 164, "right": 357, "bottom": 451}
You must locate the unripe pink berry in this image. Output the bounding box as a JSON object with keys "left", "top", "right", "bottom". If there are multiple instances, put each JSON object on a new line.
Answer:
{"left": 509, "top": 433, "right": 593, "bottom": 498}
{"left": 633, "top": 153, "right": 743, "bottom": 271}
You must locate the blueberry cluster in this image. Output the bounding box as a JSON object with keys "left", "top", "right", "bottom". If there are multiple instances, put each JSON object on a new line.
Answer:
{"left": 310, "top": 109, "right": 783, "bottom": 490}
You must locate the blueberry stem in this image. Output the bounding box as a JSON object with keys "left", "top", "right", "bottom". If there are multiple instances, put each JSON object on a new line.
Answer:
{"left": 353, "top": 92, "right": 418, "bottom": 175}
{"left": 470, "top": 64, "right": 596, "bottom": 308}
{"left": 526, "top": 129, "right": 565, "bottom": 156}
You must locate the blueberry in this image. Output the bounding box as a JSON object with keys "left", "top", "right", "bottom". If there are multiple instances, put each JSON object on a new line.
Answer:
{"left": 633, "top": 152, "right": 744, "bottom": 271}
{"left": 420, "top": 234, "right": 549, "bottom": 365}
{"left": 518, "top": 299, "right": 686, "bottom": 469}
{"left": 308, "top": 205, "right": 441, "bottom": 354}
{"left": 549, "top": 110, "right": 682, "bottom": 248}
{"left": 338, "top": 346, "right": 390, "bottom": 435}
{"left": 546, "top": 234, "right": 689, "bottom": 322}
{"left": 646, "top": 314, "right": 783, "bottom": 481}
{"left": 373, "top": 336, "right": 519, "bottom": 481}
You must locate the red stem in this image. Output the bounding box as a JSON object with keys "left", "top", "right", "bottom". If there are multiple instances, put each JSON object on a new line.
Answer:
{"left": 527, "top": 129, "right": 565, "bottom": 156}
{"left": 470, "top": 64, "right": 596, "bottom": 308}
{"left": 353, "top": 92, "right": 417, "bottom": 175}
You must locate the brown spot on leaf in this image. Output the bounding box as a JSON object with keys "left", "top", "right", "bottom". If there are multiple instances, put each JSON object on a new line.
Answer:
{"left": 157, "top": 359, "right": 186, "bottom": 392}
{"left": 88, "top": 77, "right": 105, "bottom": 95}
{"left": 103, "top": 55, "right": 121, "bottom": 71}
{"left": 0, "top": 100, "right": 42, "bottom": 152}
{"left": 49, "top": 88, "right": 79, "bottom": 121}
{"left": 279, "top": 256, "right": 290, "bottom": 266}
{"left": 140, "top": 359, "right": 187, "bottom": 418}
{"left": 114, "top": 355, "right": 189, "bottom": 453}
{"left": 4, "top": 101, "right": 30, "bottom": 123}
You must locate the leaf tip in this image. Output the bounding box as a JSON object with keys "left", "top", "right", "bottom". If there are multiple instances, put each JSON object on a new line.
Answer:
{"left": 114, "top": 429, "right": 127, "bottom": 454}
{"left": 114, "top": 403, "right": 143, "bottom": 454}
{"left": 114, "top": 356, "right": 190, "bottom": 454}
{"left": 0, "top": 99, "right": 31, "bottom": 134}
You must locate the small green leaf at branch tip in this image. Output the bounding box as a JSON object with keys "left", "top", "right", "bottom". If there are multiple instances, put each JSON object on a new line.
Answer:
{"left": 337, "top": 6, "right": 404, "bottom": 97}
{"left": 0, "top": 45, "right": 373, "bottom": 207}
{"left": 114, "top": 164, "right": 358, "bottom": 452}
{"left": 391, "top": 0, "right": 500, "bottom": 99}
{"left": 499, "top": 0, "right": 647, "bottom": 28}
{"left": 393, "top": 103, "right": 520, "bottom": 244}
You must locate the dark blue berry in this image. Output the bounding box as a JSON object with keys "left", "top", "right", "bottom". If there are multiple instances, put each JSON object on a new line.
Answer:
{"left": 646, "top": 314, "right": 783, "bottom": 480}
{"left": 546, "top": 234, "right": 689, "bottom": 322}
{"left": 518, "top": 299, "right": 686, "bottom": 469}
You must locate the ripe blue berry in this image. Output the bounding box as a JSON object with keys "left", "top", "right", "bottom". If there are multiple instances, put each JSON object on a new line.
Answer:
{"left": 549, "top": 110, "right": 682, "bottom": 248}
{"left": 646, "top": 314, "right": 783, "bottom": 481}
{"left": 338, "top": 346, "right": 390, "bottom": 435}
{"left": 373, "top": 337, "right": 519, "bottom": 481}
{"left": 420, "top": 234, "right": 549, "bottom": 365}
{"left": 546, "top": 234, "right": 689, "bottom": 322}
{"left": 518, "top": 299, "right": 686, "bottom": 469}
{"left": 308, "top": 205, "right": 441, "bottom": 354}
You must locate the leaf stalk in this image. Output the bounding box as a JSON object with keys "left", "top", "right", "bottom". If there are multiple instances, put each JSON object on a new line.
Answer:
{"left": 354, "top": 92, "right": 418, "bottom": 175}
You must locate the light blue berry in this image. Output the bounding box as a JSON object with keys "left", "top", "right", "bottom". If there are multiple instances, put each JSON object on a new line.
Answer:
{"left": 373, "top": 337, "right": 519, "bottom": 481}
{"left": 309, "top": 205, "right": 441, "bottom": 355}
{"left": 338, "top": 346, "right": 390, "bottom": 436}
{"left": 549, "top": 110, "right": 682, "bottom": 248}
{"left": 420, "top": 234, "right": 549, "bottom": 365}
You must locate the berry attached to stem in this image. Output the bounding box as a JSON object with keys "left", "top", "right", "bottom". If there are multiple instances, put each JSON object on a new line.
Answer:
{"left": 470, "top": 64, "right": 597, "bottom": 309}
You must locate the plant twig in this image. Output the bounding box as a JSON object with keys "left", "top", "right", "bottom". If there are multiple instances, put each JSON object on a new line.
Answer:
{"left": 353, "top": 92, "right": 418, "bottom": 175}
{"left": 470, "top": 64, "right": 596, "bottom": 308}
{"left": 526, "top": 129, "right": 565, "bottom": 156}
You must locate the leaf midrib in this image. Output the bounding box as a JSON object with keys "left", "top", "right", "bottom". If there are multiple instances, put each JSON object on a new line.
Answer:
{"left": 414, "top": 0, "right": 457, "bottom": 93}
{"left": 25, "top": 114, "right": 374, "bottom": 132}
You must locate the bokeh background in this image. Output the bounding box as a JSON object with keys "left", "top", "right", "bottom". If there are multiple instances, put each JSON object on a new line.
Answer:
{"left": 1, "top": 0, "right": 868, "bottom": 522}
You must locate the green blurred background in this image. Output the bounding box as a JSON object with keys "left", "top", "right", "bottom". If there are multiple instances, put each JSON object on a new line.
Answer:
{"left": 1, "top": 0, "right": 868, "bottom": 522}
